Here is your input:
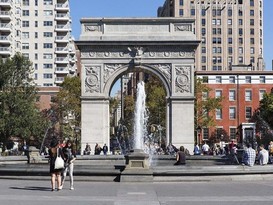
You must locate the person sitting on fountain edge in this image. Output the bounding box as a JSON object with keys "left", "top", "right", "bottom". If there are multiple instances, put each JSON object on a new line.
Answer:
{"left": 174, "top": 146, "right": 186, "bottom": 165}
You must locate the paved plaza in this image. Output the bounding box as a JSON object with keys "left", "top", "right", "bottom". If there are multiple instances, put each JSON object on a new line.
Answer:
{"left": 1, "top": 179, "right": 273, "bottom": 205}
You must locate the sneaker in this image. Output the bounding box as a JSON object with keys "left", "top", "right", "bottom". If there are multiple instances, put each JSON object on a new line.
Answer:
{"left": 59, "top": 185, "right": 63, "bottom": 190}
{"left": 70, "top": 186, "right": 74, "bottom": 190}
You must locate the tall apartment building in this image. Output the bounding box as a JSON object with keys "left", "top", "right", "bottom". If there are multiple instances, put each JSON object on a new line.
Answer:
{"left": 158, "top": 0, "right": 264, "bottom": 71}
{"left": 0, "top": 0, "right": 76, "bottom": 109}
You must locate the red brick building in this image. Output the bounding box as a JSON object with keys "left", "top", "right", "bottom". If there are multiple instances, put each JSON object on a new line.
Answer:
{"left": 196, "top": 67, "right": 273, "bottom": 144}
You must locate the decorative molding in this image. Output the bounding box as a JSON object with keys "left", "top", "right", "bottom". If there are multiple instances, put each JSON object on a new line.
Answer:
{"left": 175, "top": 66, "right": 191, "bottom": 93}
{"left": 151, "top": 64, "right": 171, "bottom": 83}
{"left": 174, "top": 24, "right": 192, "bottom": 32}
{"left": 104, "top": 64, "right": 123, "bottom": 83}
{"left": 85, "top": 24, "right": 101, "bottom": 32}
{"left": 85, "top": 66, "right": 101, "bottom": 93}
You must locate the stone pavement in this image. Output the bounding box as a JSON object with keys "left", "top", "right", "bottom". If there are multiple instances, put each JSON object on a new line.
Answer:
{"left": 1, "top": 154, "right": 273, "bottom": 182}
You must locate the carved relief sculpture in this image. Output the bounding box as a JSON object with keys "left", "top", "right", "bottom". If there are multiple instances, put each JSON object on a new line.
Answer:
{"left": 104, "top": 64, "right": 123, "bottom": 83}
{"left": 85, "top": 66, "right": 101, "bottom": 93}
{"left": 175, "top": 66, "right": 191, "bottom": 93}
{"left": 152, "top": 64, "right": 171, "bottom": 83}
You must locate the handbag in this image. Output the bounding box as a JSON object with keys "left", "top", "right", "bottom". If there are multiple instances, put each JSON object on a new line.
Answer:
{"left": 54, "top": 148, "right": 64, "bottom": 169}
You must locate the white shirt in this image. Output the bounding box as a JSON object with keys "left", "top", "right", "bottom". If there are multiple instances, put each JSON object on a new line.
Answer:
{"left": 258, "top": 149, "right": 269, "bottom": 165}
{"left": 202, "top": 144, "right": 210, "bottom": 152}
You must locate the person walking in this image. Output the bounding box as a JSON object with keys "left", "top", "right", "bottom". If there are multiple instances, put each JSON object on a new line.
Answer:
{"left": 242, "top": 143, "right": 256, "bottom": 167}
{"left": 257, "top": 144, "right": 269, "bottom": 165}
{"left": 174, "top": 146, "right": 186, "bottom": 165}
{"left": 102, "top": 143, "right": 108, "bottom": 155}
{"left": 49, "top": 137, "right": 64, "bottom": 191}
{"left": 60, "top": 140, "right": 76, "bottom": 190}
{"left": 193, "top": 143, "right": 201, "bottom": 155}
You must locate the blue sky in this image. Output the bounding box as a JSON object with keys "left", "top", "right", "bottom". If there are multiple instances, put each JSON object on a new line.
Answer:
{"left": 70, "top": 0, "right": 273, "bottom": 94}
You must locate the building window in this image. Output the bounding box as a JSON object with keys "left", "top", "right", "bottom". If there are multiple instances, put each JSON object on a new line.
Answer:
{"left": 250, "top": 10, "right": 254, "bottom": 16}
{"left": 216, "top": 127, "right": 223, "bottom": 139}
{"left": 228, "top": 19, "right": 232, "bottom": 25}
{"left": 250, "top": 0, "right": 254, "bottom": 7}
{"left": 35, "top": 0, "right": 38, "bottom": 6}
{"left": 238, "top": 10, "right": 243, "bottom": 16}
{"left": 44, "top": 0, "right": 53, "bottom": 5}
{"left": 239, "top": 57, "right": 243, "bottom": 64}
{"left": 215, "top": 90, "right": 222, "bottom": 98}
{"left": 202, "top": 56, "right": 206, "bottom": 63}
{"left": 35, "top": 43, "right": 38, "bottom": 49}
{"left": 228, "top": 38, "right": 232, "bottom": 44}
{"left": 22, "top": 21, "right": 29, "bottom": 27}
{"left": 228, "top": 28, "right": 232, "bottom": 35}
{"left": 230, "top": 128, "right": 236, "bottom": 140}
{"left": 191, "top": 9, "right": 195, "bottom": 16}
{"left": 43, "top": 53, "right": 53, "bottom": 59}
{"left": 259, "top": 90, "right": 266, "bottom": 100}
{"left": 217, "top": 19, "right": 221, "bottom": 25}
{"left": 229, "top": 107, "right": 236, "bottom": 119}
{"left": 22, "top": 43, "right": 29, "bottom": 49}
{"left": 259, "top": 76, "right": 265, "bottom": 83}
{"left": 250, "top": 19, "right": 254, "bottom": 26}
{"left": 43, "top": 64, "right": 53, "bottom": 69}
{"left": 201, "top": 37, "right": 206, "bottom": 44}
{"left": 35, "top": 21, "right": 38, "bottom": 27}
{"left": 202, "top": 47, "right": 206, "bottom": 53}
{"left": 239, "top": 38, "right": 243, "bottom": 44}
{"left": 239, "top": 19, "right": 243, "bottom": 26}
{"left": 43, "top": 74, "right": 53, "bottom": 79}
{"left": 22, "top": 32, "right": 29, "bottom": 39}
{"left": 35, "top": 53, "right": 38, "bottom": 60}
{"left": 245, "top": 76, "right": 251, "bottom": 83}
{"left": 44, "top": 21, "right": 53, "bottom": 26}
{"left": 179, "top": 9, "right": 184, "bottom": 16}
{"left": 228, "top": 47, "right": 233, "bottom": 54}
{"left": 202, "top": 19, "right": 206, "bottom": 26}
{"left": 239, "top": 47, "right": 243, "bottom": 54}
{"left": 44, "top": 32, "right": 53, "bottom": 37}
{"left": 239, "top": 28, "right": 243, "bottom": 36}
{"left": 216, "top": 76, "right": 222, "bottom": 83}
{"left": 43, "top": 83, "right": 53, "bottom": 87}
{"left": 35, "top": 10, "right": 38, "bottom": 16}
{"left": 43, "top": 43, "right": 53, "bottom": 48}
{"left": 44, "top": 10, "right": 53, "bottom": 16}
{"left": 229, "top": 90, "right": 236, "bottom": 101}
{"left": 229, "top": 76, "right": 235, "bottom": 83}
{"left": 245, "top": 90, "right": 252, "bottom": 101}
{"left": 22, "top": 10, "right": 29, "bottom": 16}
{"left": 245, "top": 107, "right": 252, "bottom": 119}
{"left": 201, "top": 9, "right": 206, "bottom": 16}
{"left": 250, "top": 38, "right": 255, "bottom": 44}
{"left": 23, "top": 0, "right": 29, "bottom": 6}
{"left": 216, "top": 109, "right": 222, "bottom": 120}
{"left": 202, "top": 28, "right": 206, "bottom": 35}
{"left": 203, "top": 128, "right": 209, "bottom": 140}
{"left": 250, "top": 29, "right": 254, "bottom": 35}
{"left": 35, "top": 32, "right": 38, "bottom": 38}
{"left": 228, "top": 9, "right": 232, "bottom": 16}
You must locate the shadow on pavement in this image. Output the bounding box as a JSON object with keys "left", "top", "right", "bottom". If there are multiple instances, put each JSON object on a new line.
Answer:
{"left": 10, "top": 186, "right": 51, "bottom": 192}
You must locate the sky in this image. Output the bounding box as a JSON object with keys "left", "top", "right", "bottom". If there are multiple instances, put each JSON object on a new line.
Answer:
{"left": 70, "top": 0, "right": 273, "bottom": 94}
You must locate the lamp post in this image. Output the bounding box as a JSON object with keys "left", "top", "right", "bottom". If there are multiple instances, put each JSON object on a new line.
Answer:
{"left": 74, "top": 126, "right": 81, "bottom": 155}
{"left": 197, "top": 126, "right": 202, "bottom": 146}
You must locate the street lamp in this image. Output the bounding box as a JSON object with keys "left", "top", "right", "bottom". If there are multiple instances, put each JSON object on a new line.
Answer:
{"left": 197, "top": 126, "right": 202, "bottom": 146}
{"left": 74, "top": 126, "right": 81, "bottom": 155}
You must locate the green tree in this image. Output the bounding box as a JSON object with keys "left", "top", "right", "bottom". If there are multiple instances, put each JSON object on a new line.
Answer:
{"left": 0, "top": 53, "right": 48, "bottom": 148}
{"left": 258, "top": 92, "right": 273, "bottom": 128}
{"left": 54, "top": 76, "right": 81, "bottom": 140}
{"left": 195, "top": 77, "right": 223, "bottom": 129}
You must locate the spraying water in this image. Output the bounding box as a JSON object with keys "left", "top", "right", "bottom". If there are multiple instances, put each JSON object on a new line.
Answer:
{"left": 133, "top": 81, "right": 149, "bottom": 150}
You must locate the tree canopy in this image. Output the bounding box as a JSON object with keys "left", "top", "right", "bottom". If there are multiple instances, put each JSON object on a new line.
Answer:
{"left": 0, "top": 53, "right": 48, "bottom": 148}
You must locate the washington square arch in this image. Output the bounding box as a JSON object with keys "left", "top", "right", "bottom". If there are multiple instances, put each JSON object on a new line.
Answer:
{"left": 75, "top": 18, "right": 200, "bottom": 154}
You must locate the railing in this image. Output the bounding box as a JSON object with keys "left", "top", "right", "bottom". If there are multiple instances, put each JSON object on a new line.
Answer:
{"left": 56, "top": 13, "right": 69, "bottom": 18}
{"left": 56, "top": 24, "right": 70, "bottom": 30}
{"left": 0, "top": 0, "right": 11, "bottom": 3}
{"left": 0, "top": 23, "right": 11, "bottom": 28}
{"left": 56, "top": 3, "right": 69, "bottom": 9}
{"left": 56, "top": 47, "right": 68, "bottom": 52}
{"left": 0, "top": 47, "right": 10, "bottom": 51}
{"left": 0, "top": 11, "right": 10, "bottom": 16}
{"left": 0, "top": 36, "right": 9, "bottom": 41}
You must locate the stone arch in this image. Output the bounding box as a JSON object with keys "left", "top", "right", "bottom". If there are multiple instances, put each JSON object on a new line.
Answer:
{"left": 76, "top": 18, "right": 200, "bottom": 155}
{"left": 103, "top": 64, "right": 171, "bottom": 98}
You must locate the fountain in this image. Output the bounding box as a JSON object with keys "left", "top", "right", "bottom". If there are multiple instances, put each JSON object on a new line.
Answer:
{"left": 121, "top": 81, "right": 153, "bottom": 182}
